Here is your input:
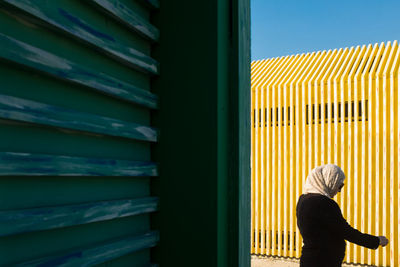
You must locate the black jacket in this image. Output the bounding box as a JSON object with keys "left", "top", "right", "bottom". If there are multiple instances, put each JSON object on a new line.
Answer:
{"left": 296, "top": 193, "right": 379, "bottom": 267}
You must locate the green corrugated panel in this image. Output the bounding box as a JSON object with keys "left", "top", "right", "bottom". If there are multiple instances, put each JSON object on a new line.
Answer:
{"left": 0, "top": 0, "right": 158, "bottom": 265}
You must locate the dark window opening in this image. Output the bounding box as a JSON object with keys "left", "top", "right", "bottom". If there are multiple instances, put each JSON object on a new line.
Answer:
{"left": 252, "top": 106, "right": 296, "bottom": 127}
{"left": 253, "top": 231, "right": 297, "bottom": 251}
{"left": 253, "top": 100, "right": 367, "bottom": 128}
{"left": 305, "top": 99, "right": 368, "bottom": 125}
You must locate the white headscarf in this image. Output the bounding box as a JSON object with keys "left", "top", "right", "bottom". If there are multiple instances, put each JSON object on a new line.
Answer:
{"left": 304, "top": 164, "right": 345, "bottom": 198}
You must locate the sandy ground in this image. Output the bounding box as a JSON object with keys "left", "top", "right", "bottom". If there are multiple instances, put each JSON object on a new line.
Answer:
{"left": 251, "top": 256, "right": 378, "bottom": 267}
{"left": 251, "top": 256, "right": 299, "bottom": 267}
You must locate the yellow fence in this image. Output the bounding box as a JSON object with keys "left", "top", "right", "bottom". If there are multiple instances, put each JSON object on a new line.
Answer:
{"left": 251, "top": 41, "right": 400, "bottom": 267}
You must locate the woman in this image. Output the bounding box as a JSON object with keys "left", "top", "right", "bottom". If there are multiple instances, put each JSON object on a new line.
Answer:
{"left": 296, "top": 164, "right": 388, "bottom": 267}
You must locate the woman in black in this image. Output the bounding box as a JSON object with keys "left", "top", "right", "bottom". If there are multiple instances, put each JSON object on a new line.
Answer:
{"left": 296, "top": 164, "right": 388, "bottom": 267}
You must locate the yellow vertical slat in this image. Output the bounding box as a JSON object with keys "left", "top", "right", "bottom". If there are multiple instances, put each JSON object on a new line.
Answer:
{"left": 383, "top": 42, "right": 396, "bottom": 267}
{"left": 354, "top": 45, "right": 371, "bottom": 263}
{"left": 332, "top": 48, "right": 348, "bottom": 169}
{"left": 250, "top": 65, "right": 254, "bottom": 254}
{"left": 287, "top": 54, "right": 306, "bottom": 257}
{"left": 307, "top": 55, "right": 316, "bottom": 177}
{"left": 367, "top": 43, "right": 379, "bottom": 265}
{"left": 281, "top": 64, "right": 288, "bottom": 257}
{"left": 263, "top": 59, "right": 279, "bottom": 255}
{"left": 254, "top": 60, "right": 268, "bottom": 254}
{"left": 359, "top": 44, "right": 374, "bottom": 264}
{"left": 326, "top": 48, "right": 346, "bottom": 166}
{"left": 254, "top": 63, "right": 260, "bottom": 255}
{"left": 344, "top": 51, "right": 357, "bottom": 238}
{"left": 264, "top": 69, "right": 270, "bottom": 255}
{"left": 250, "top": 60, "right": 264, "bottom": 254}
{"left": 398, "top": 48, "right": 400, "bottom": 267}
{"left": 338, "top": 47, "right": 354, "bottom": 263}
{"left": 361, "top": 45, "right": 373, "bottom": 264}
{"left": 353, "top": 46, "right": 367, "bottom": 263}
{"left": 339, "top": 47, "right": 350, "bottom": 204}
{"left": 375, "top": 42, "right": 390, "bottom": 266}
{"left": 340, "top": 51, "right": 358, "bottom": 262}
{"left": 353, "top": 45, "right": 370, "bottom": 264}
{"left": 251, "top": 59, "right": 267, "bottom": 254}
{"left": 397, "top": 44, "right": 400, "bottom": 267}
{"left": 287, "top": 62, "right": 296, "bottom": 257}
{"left": 332, "top": 48, "right": 351, "bottom": 213}
{"left": 312, "top": 50, "right": 334, "bottom": 168}
{"left": 289, "top": 58, "right": 297, "bottom": 257}
{"left": 253, "top": 60, "right": 259, "bottom": 253}
{"left": 315, "top": 52, "right": 328, "bottom": 168}
{"left": 307, "top": 51, "right": 327, "bottom": 176}
{"left": 343, "top": 46, "right": 360, "bottom": 263}
{"left": 332, "top": 47, "right": 350, "bottom": 169}
{"left": 389, "top": 42, "right": 400, "bottom": 267}
{"left": 270, "top": 58, "right": 278, "bottom": 256}
{"left": 369, "top": 42, "right": 385, "bottom": 265}
{"left": 259, "top": 63, "right": 265, "bottom": 256}
{"left": 256, "top": 60, "right": 265, "bottom": 255}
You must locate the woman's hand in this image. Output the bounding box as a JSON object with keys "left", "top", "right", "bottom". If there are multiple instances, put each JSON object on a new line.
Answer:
{"left": 378, "top": 236, "right": 389, "bottom": 247}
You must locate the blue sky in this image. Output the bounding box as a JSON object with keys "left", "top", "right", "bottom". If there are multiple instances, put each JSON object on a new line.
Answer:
{"left": 251, "top": 0, "right": 400, "bottom": 60}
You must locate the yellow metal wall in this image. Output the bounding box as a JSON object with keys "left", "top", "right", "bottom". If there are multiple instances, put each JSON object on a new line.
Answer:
{"left": 251, "top": 41, "right": 400, "bottom": 267}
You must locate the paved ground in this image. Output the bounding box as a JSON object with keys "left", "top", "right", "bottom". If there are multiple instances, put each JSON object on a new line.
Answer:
{"left": 252, "top": 256, "right": 299, "bottom": 267}
{"left": 251, "top": 256, "right": 378, "bottom": 267}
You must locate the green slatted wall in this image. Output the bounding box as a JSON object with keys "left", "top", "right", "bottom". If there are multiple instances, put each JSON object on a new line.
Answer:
{"left": 0, "top": 0, "right": 159, "bottom": 266}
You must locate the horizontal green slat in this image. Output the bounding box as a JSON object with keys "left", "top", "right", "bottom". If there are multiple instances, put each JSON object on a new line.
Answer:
{"left": 15, "top": 231, "right": 159, "bottom": 266}
{"left": 0, "top": 152, "right": 157, "bottom": 176}
{"left": 0, "top": 33, "right": 158, "bottom": 109}
{"left": 0, "top": 94, "right": 157, "bottom": 142}
{"left": 0, "top": 197, "right": 158, "bottom": 237}
{"left": 90, "top": 0, "right": 159, "bottom": 41}
{"left": 1, "top": 0, "right": 159, "bottom": 74}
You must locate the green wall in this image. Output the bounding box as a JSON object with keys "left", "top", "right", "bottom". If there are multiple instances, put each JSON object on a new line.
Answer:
{"left": 0, "top": 0, "right": 250, "bottom": 266}
{"left": 0, "top": 0, "right": 158, "bottom": 265}
{"left": 152, "top": 0, "right": 250, "bottom": 266}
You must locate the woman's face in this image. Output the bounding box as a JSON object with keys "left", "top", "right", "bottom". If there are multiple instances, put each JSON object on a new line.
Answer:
{"left": 332, "top": 182, "right": 345, "bottom": 197}
{"left": 338, "top": 182, "right": 344, "bottom": 192}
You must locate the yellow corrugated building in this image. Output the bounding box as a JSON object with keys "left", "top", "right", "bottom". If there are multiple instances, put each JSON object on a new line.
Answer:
{"left": 251, "top": 41, "right": 400, "bottom": 267}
